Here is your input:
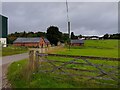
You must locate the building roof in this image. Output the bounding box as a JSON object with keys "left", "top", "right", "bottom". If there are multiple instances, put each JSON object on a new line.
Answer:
{"left": 71, "top": 39, "right": 84, "bottom": 44}
{"left": 0, "top": 14, "right": 8, "bottom": 19}
{"left": 44, "top": 38, "right": 50, "bottom": 43}
{"left": 13, "top": 37, "right": 49, "bottom": 43}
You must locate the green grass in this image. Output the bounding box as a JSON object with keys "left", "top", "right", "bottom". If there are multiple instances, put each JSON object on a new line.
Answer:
{"left": 7, "top": 58, "right": 118, "bottom": 88}
{"left": 7, "top": 59, "right": 85, "bottom": 88}
{"left": 7, "top": 59, "right": 29, "bottom": 88}
{"left": 2, "top": 45, "right": 28, "bottom": 56}
{"left": 7, "top": 40, "right": 119, "bottom": 88}
{"left": 55, "top": 40, "right": 119, "bottom": 58}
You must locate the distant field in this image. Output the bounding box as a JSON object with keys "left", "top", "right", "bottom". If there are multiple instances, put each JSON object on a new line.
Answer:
{"left": 52, "top": 40, "right": 119, "bottom": 58}
{"left": 2, "top": 45, "right": 28, "bottom": 56}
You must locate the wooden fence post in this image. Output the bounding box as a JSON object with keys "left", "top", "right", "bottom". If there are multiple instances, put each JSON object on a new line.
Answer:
{"left": 35, "top": 51, "right": 39, "bottom": 72}
{"left": 29, "top": 50, "right": 34, "bottom": 70}
{"left": 28, "top": 50, "right": 34, "bottom": 87}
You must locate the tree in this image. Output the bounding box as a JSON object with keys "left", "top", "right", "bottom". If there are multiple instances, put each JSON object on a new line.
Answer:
{"left": 103, "top": 34, "right": 109, "bottom": 39}
{"left": 71, "top": 32, "right": 78, "bottom": 39}
{"left": 46, "top": 26, "right": 62, "bottom": 46}
{"left": 109, "top": 33, "right": 120, "bottom": 39}
{"left": 78, "top": 34, "right": 82, "bottom": 38}
{"left": 71, "top": 32, "right": 75, "bottom": 39}
{"left": 35, "top": 32, "right": 46, "bottom": 37}
{"left": 61, "top": 33, "right": 69, "bottom": 43}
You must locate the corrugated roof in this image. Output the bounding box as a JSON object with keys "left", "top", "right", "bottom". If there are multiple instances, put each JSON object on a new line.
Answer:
{"left": 44, "top": 38, "right": 50, "bottom": 43}
{"left": 13, "top": 37, "right": 40, "bottom": 43}
{"left": 71, "top": 39, "right": 84, "bottom": 44}
{"left": 13, "top": 37, "right": 50, "bottom": 43}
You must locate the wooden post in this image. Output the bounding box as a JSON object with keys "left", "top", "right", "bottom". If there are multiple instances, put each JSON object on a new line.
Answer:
{"left": 29, "top": 50, "right": 34, "bottom": 70}
{"left": 35, "top": 51, "right": 39, "bottom": 72}
{"left": 28, "top": 50, "right": 34, "bottom": 86}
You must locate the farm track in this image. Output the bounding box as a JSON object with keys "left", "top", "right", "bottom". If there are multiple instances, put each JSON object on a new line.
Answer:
{"left": 1, "top": 52, "right": 29, "bottom": 89}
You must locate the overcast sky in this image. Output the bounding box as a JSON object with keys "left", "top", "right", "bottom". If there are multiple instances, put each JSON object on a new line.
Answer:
{"left": 2, "top": 2, "right": 118, "bottom": 36}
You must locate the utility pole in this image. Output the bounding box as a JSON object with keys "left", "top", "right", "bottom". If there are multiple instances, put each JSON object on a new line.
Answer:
{"left": 68, "top": 21, "right": 70, "bottom": 50}
{"left": 66, "top": 0, "right": 71, "bottom": 50}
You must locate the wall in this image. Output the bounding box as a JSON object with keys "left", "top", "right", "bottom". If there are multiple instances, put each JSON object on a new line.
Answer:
{"left": 0, "top": 38, "right": 7, "bottom": 47}
{"left": 71, "top": 43, "right": 84, "bottom": 46}
{"left": 0, "top": 15, "right": 8, "bottom": 38}
{"left": 39, "top": 38, "right": 46, "bottom": 48}
{"left": 13, "top": 42, "right": 39, "bottom": 47}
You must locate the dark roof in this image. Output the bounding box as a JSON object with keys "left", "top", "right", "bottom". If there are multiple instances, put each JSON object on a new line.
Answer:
{"left": 0, "top": 14, "right": 8, "bottom": 19}
{"left": 90, "top": 36, "right": 99, "bottom": 38}
{"left": 13, "top": 37, "right": 50, "bottom": 43}
{"left": 44, "top": 38, "right": 50, "bottom": 43}
{"left": 71, "top": 39, "right": 84, "bottom": 44}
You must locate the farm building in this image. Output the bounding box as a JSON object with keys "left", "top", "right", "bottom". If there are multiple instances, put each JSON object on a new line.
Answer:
{"left": 0, "top": 15, "right": 8, "bottom": 47}
{"left": 90, "top": 36, "right": 99, "bottom": 40}
{"left": 71, "top": 39, "right": 84, "bottom": 46}
{"left": 13, "top": 37, "right": 50, "bottom": 48}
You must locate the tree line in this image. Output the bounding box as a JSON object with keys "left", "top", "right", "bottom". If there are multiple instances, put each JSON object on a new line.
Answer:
{"left": 103, "top": 33, "right": 120, "bottom": 39}
{"left": 7, "top": 26, "right": 120, "bottom": 45}
{"left": 7, "top": 26, "right": 69, "bottom": 45}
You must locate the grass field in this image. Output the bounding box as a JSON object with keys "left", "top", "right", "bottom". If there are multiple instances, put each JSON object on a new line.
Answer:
{"left": 48, "top": 40, "right": 118, "bottom": 58}
{"left": 2, "top": 45, "right": 28, "bottom": 56}
{"left": 7, "top": 58, "right": 118, "bottom": 88}
{"left": 7, "top": 40, "right": 119, "bottom": 88}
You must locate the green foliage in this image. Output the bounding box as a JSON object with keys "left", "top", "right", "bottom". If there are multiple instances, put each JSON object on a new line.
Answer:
{"left": 61, "top": 33, "right": 69, "bottom": 43}
{"left": 103, "top": 33, "right": 120, "bottom": 39}
{"left": 103, "top": 34, "right": 109, "bottom": 39}
{"left": 46, "top": 26, "right": 62, "bottom": 46}
{"left": 109, "top": 33, "right": 120, "bottom": 39}
{"left": 71, "top": 32, "right": 78, "bottom": 39}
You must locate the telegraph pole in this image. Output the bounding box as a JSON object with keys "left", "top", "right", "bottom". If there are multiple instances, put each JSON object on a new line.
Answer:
{"left": 68, "top": 21, "right": 70, "bottom": 50}
{"left": 66, "top": 0, "right": 71, "bottom": 50}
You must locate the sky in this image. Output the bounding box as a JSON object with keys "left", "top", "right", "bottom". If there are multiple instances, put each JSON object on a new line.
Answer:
{"left": 2, "top": 2, "right": 118, "bottom": 36}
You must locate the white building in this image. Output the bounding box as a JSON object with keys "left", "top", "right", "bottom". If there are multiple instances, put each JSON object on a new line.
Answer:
{"left": 91, "top": 37, "right": 99, "bottom": 40}
{"left": 0, "top": 38, "right": 7, "bottom": 47}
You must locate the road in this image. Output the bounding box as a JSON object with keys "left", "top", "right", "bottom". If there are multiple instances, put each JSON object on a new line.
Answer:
{"left": 1, "top": 53, "right": 29, "bottom": 65}
{"left": 0, "top": 52, "right": 29, "bottom": 89}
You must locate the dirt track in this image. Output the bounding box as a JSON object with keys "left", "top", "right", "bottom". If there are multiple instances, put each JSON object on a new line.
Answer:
{"left": 1, "top": 53, "right": 29, "bottom": 89}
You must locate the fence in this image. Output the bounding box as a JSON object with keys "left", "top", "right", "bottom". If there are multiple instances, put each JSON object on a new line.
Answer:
{"left": 29, "top": 50, "right": 120, "bottom": 88}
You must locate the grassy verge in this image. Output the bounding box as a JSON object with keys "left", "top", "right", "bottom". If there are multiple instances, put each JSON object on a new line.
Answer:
{"left": 7, "top": 59, "right": 29, "bottom": 88}
{"left": 2, "top": 45, "right": 28, "bottom": 56}
{"left": 7, "top": 58, "right": 118, "bottom": 88}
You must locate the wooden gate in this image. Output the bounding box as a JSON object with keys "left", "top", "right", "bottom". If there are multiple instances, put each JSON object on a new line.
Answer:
{"left": 29, "top": 50, "right": 120, "bottom": 88}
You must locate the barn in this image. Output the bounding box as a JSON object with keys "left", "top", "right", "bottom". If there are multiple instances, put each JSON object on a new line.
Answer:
{"left": 13, "top": 37, "right": 50, "bottom": 48}
{"left": 71, "top": 39, "right": 84, "bottom": 46}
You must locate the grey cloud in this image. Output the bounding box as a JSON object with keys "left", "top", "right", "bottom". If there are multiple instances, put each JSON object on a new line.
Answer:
{"left": 2, "top": 2, "right": 118, "bottom": 36}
